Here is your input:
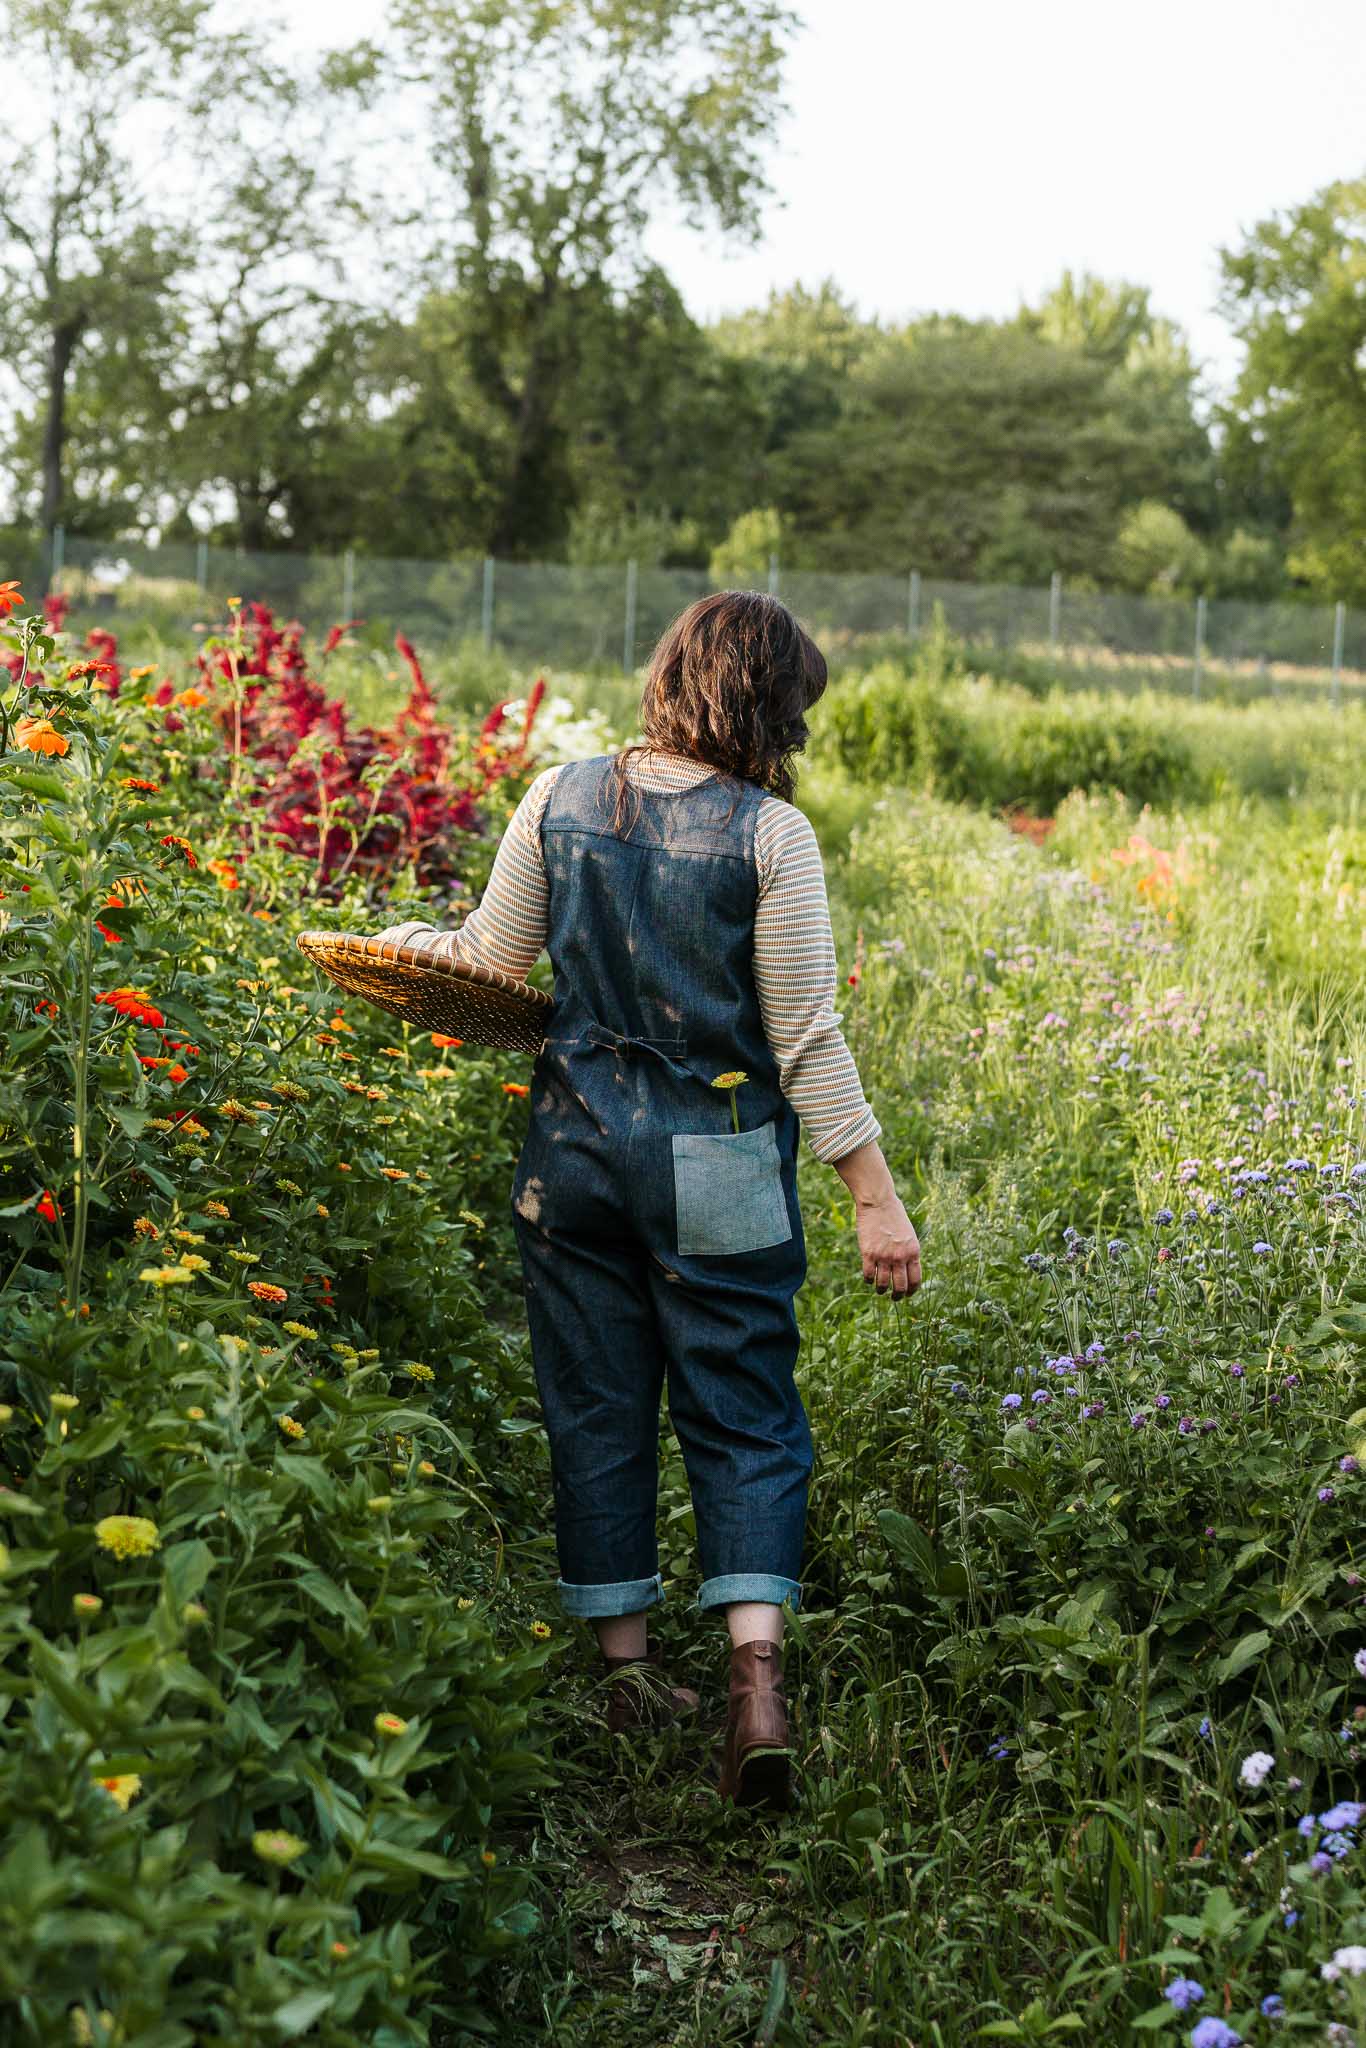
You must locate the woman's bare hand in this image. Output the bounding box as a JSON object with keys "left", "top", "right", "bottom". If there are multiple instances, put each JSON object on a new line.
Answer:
{"left": 855, "top": 1190, "right": 922, "bottom": 1298}
{"left": 830, "top": 1138, "right": 923, "bottom": 1299}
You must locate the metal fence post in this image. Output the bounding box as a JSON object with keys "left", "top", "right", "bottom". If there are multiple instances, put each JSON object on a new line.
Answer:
{"left": 907, "top": 569, "right": 921, "bottom": 639}
{"left": 342, "top": 548, "right": 355, "bottom": 622}
{"left": 1193, "top": 595, "right": 1207, "bottom": 701}
{"left": 623, "top": 558, "right": 638, "bottom": 674}
{"left": 49, "top": 523, "right": 65, "bottom": 586}
{"left": 481, "top": 557, "right": 495, "bottom": 649}
{"left": 195, "top": 539, "right": 208, "bottom": 589}
{"left": 767, "top": 554, "right": 780, "bottom": 597}
{"left": 1048, "top": 571, "right": 1061, "bottom": 653}
{"left": 1331, "top": 599, "right": 1345, "bottom": 709}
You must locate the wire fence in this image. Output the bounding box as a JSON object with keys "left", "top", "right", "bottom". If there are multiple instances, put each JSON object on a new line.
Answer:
{"left": 8, "top": 528, "right": 1366, "bottom": 706}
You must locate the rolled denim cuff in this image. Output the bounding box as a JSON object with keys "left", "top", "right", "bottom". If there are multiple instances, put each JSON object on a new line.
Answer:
{"left": 697, "top": 1572, "right": 802, "bottom": 1614}
{"left": 557, "top": 1571, "right": 663, "bottom": 1618}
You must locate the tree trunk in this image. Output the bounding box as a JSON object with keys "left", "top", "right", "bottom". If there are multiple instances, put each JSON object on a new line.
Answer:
{"left": 41, "top": 318, "right": 80, "bottom": 538}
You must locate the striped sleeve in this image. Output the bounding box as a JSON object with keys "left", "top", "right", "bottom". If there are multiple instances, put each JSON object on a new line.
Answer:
{"left": 382, "top": 766, "right": 558, "bottom": 979}
{"left": 752, "top": 796, "right": 882, "bottom": 1164}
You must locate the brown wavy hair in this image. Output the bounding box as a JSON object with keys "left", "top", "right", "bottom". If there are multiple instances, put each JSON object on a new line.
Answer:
{"left": 606, "top": 590, "right": 827, "bottom": 833}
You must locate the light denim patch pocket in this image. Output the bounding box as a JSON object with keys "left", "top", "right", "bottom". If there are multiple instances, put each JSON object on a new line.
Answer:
{"left": 671, "top": 1122, "right": 792, "bottom": 1257}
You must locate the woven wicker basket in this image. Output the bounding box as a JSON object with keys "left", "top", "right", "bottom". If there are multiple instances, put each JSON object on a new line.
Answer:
{"left": 295, "top": 931, "right": 553, "bottom": 1054}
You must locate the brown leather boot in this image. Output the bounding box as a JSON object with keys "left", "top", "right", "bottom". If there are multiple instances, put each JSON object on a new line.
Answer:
{"left": 717, "top": 1639, "right": 792, "bottom": 1809}
{"left": 602, "top": 1640, "right": 700, "bottom": 1735}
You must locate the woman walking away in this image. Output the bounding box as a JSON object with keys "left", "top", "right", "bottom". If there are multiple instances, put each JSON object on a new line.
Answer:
{"left": 372, "top": 591, "right": 921, "bottom": 1811}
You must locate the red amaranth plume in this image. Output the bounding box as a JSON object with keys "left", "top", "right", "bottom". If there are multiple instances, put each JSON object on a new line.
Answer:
{"left": 323, "top": 619, "right": 363, "bottom": 657}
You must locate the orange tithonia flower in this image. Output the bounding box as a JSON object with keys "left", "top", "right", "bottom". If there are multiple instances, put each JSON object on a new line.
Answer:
{"left": 121, "top": 775, "right": 160, "bottom": 792}
{"left": 34, "top": 998, "right": 58, "bottom": 1020}
{"left": 502, "top": 1082, "right": 530, "bottom": 1098}
{"left": 174, "top": 686, "right": 209, "bottom": 709}
{"left": 207, "top": 858, "right": 240, "bottom": 889}
{"left": 96, "top": 987, "right": 165, "bottom": 1028}
{"left": 15, "top": 716, "right": 69, "bottom": 757}
{"left": 430, "top": 1033, "right": 463, "bottom": 1049}
{"left": 0, "top": 579, "right": 24, "bottom": 616}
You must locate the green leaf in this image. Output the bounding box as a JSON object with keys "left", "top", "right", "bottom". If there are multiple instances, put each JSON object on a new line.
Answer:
{"left": 1214, "top": 1629, "right": 1271, "bottom": 1682}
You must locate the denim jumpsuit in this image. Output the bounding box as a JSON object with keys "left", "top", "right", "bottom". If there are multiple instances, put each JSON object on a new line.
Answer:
{"left": 510, "top": 754, "right": 813, "bottom": 1620}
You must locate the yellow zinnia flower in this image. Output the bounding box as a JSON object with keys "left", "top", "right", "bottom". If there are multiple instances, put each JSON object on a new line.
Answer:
{"left": 94, "top": 1514, "right": 161, "bottom": 1560}
{"left": 710, "top": 1070, "right": 749, "bottom": 1090}
{"left": 373, "top": 1711, "right": 407, "bottom": 1737}
{"left": 97, "top": 1772, "right": 142, "bottom": 1811}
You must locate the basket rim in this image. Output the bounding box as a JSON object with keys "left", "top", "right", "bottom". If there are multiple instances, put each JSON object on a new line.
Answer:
{"left": 295, "top": 929, "right": 553, "bottom": 1010}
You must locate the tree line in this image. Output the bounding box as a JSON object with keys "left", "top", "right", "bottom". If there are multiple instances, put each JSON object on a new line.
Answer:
{"left": 2, "top": 0, "right": 1364, "bottom": 602}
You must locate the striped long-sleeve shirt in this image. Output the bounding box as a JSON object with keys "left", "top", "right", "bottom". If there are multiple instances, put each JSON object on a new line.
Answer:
{"left": 379, "top": 748, "right": 881, "bottom": 1163}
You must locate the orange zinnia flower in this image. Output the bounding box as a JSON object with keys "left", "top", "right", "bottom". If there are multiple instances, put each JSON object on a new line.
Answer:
{"left": 502, "top": 1082, "right": 530, "bottom": 1098}
{"left": 159, "top": 834, "right": 197, "bottom": 868}
{"left": 175, "top": 686, "right": 209, "bottom": 709}
{"left": 34, "top": 998, "right": 58, "bottom": 1020}
{"left": 207, "top": 858, "right": 240, "bottom": 889}
{"left": 166, "top": 1063, "right": 189, "bottom": 1085}
{"left": 431, "top": 1033, "right": 463, "bottom": 1049}
{"left": 247, "top": 1280, "right": 288, "bottom": 1304}
{"left": 0, "top": 579, "right": 23, "bottom": 616}
{"left": 15, "top": 716, "right": 69, "bottom": 758}
{"left": 121, "top": 776, "right": 161, "bottom": 793}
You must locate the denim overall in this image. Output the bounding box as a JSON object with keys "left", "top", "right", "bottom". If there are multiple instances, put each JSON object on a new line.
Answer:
{"left": 510, "top": 754, "right": 813, "bottom": 1619}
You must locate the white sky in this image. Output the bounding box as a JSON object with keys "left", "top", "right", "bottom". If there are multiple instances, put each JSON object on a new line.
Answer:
{"left": 155, "top": 0, "right": 1366, "bottom": 400}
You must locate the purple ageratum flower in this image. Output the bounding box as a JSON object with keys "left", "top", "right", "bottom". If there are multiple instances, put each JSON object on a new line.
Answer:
{"left": 1179, "top": 1416, "right": 1197, "bottom": 1435}
{"left": 1356, "top": 1647, "right": 1366, "bottom": 1676}
{"left": 1031, "top": 1389, "right": 1051, "bottom": 1404}
{"left": 1252, "top": 1241, "right": 1273, "bottom": 1256}
{"left": 1200, "top": 1419, "right": 1219, "bottom": 1434}
{"left": 1322, "top": 1830, "right": 1354, "bottom": 1858}
{"left": 1351, "top": 1161, "right": 1366, "bottom": 1180}
{"left": 1319, "top": 1487, "right": 1336, "bottom": 1504}
{"left": 1163, "top": 1976, "right": 1205, "bottom": 2011}
{"left": 987, "top": 1738, "right": 1009, "bottom": 1760}
{"left": 1014, "top": 1365, "right": 1027, "bottom": 1377}
{"left": 950, "top": 1382, "right": 968, "bottom": 1398}
{"left": 1155, "top": 1393, "right": 1172, "bottom": 1409}
{"left": 1309, "top": 1850, "right": 1333, "bottom": 1875}
{"left": 1001, "top": 1393, "right": 1023, "bottom": 1411}
{"left": 1341, "top": 1455, "right": 1360, "bottom": 1475}
{"left": 1155, "top": 1206, "right": 1174, "bottom": 1226}
{"left": 1085, "top": 1340, "right": 1106, "bottom": 1360}
{"left": 1190, "top": 2020, "right": 1242, "bottom": 2048}
{"left": 1229, "top": 1363, "right": 1245, "bottom": 1378}
{"left": 1081, "top": 1401, "right": 1104, "bottom": 1420}
{"left": 1260, "top": 1995, "right": 1284, "bottom": 2018}
{"left": 1321, "top": 1162, "right": 1342, "bottom": 1177}
{"left": 1319, "top": 1800, "right": 1364, "bottom": 1830}
{"left": 1130, "top": 1412, "right": 1148, "bottom": 1429}
{"left": 1198, "top": 1717, "right": 1212, "bottom": 1739}
{"left": 1286, "top": 1158, "right": 1313, "bottom": 1174}
{"left": 1297, "top": 1813, "right": 1318, "bottom": 1837}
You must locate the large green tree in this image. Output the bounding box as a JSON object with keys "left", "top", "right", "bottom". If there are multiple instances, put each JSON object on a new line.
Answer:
{"left": 1219, "top": 177, "right": 1366, "bottom": 602}
{"left": 0, "top": 0, "right": 224, "bottom": 537}
{"left": 337, "top": 0, "right": 794, "bottom": 558}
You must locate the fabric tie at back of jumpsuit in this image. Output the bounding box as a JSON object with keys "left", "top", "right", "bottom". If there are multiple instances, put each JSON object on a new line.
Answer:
{"left": 509, "top": 754, "right": 814, "bottom": 1620}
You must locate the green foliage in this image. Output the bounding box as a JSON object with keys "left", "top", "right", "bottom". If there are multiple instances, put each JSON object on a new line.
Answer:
{"left": 1112, "top": 499, "right": 1208, "bottom": 596}
{"left": 0, "top": 601, "right": 553, "bottom": 2040}
{"left": 814, "top": 626, "right": 1199, "bottom": 814}
{"left": 1220, "top": 176, "right": 1366, "bottom": 603}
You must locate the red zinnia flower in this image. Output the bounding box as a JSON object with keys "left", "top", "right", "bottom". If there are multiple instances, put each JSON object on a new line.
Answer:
{"left": 34, "top": 1188, "right": 61, "bottom": 1222}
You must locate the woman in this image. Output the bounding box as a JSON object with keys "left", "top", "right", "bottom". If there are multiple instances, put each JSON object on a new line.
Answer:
{"left": 375, "top": 591, "right": 921, "bottom": 1810}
